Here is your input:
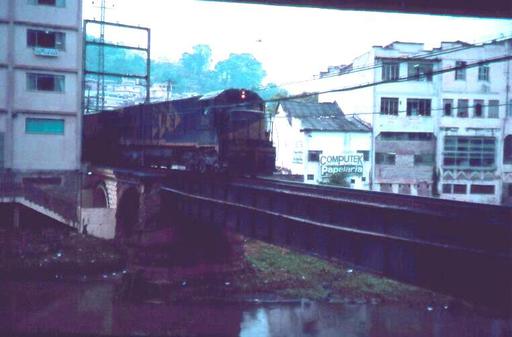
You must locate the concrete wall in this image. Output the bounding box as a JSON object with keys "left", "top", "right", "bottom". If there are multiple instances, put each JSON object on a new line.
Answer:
{"left": 0, "top": 25, "right": 7, "bottom": 65}
{"left": 13, "top": 70, "right": 79, "bottom": 113}
{"left": 81, "top": 208, "right": 116, "bottom": 239}
{"left": 13, "top": 25, "right": 80, "bottom": 69}
{"left": 0, "top": 69, "right": 7, "bottom": 111}
{"left": 303, "top": 131, "right": 371, "bottom": 188}
{"left": 14, "top": 1, "right": 82, "bottom": 28}
{"left": 0, "top": 2, "right": 7, "bottom": 19}
{"left": 12, "top": 114, "right": 78, "bottom": 170}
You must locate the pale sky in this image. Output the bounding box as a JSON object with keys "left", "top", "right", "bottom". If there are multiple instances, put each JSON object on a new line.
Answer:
{"left": 83, "top": 0, "right": 512, "bottom": 87}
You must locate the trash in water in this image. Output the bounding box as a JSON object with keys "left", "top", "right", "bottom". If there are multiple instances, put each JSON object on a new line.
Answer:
{"left": 443, "top": 305, "right": 449, "bottom": 310}
{"left": 181, "top": 281, "right": 187, "bottom": 287}
{"left": 347, "top": 269, "right": 353, "bottom": 273}
{"left": 102, "top": 274, "right": 108, "bottom": 279}
{"left": 301, "top": 275, "right": 306, "bottom": 280}
{"left": 56, "top": 252, "right": 62, "bottom": 258}
{"left": 224, "top": 282, "right": 231, "bottom": 286}
{"left": 427, "top": 306, "right": 433, "bottom": 311}
{"left": 122, "top": 270, "right": 128, "bottom": 274}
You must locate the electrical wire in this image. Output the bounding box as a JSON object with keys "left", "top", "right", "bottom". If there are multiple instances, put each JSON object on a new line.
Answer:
{"left": 84, "top": 53, "right": 512, "bottom": 117}
{"left": 251, "top": 34, "right": 512, "bottom": 93}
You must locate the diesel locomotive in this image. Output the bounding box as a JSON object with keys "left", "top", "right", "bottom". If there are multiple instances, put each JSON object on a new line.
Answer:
{"left": 83, "top": 88, "right": 276, "bottom": 175}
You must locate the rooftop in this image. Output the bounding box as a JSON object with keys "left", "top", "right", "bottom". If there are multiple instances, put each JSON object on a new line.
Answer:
{"left": 279, "top": 101, "right": 371, "bottom": 132}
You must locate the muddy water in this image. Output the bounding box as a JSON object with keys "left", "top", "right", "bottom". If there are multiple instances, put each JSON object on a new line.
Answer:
{"left": 0, "top": 281, "right": 510, "bottom": 337}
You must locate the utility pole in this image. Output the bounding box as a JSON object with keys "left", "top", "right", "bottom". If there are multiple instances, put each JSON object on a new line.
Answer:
{"left": 166, "top": 80, "right": 171, "bottom": 101}
{"left": 90, "top": 0, "right": 115, "bottom": 112}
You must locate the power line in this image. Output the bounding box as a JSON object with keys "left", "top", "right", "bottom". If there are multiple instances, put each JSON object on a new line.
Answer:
{"left": 88, "top": 54, "right": 512, "bottom": 117}
{"left": 265, "top": 54, "right": 512, "bottom": 103}
{"left": 252, "top": 34, "right": 512, "bottom": 94}
{"left": 270, "top": 102, "right": 510, "bottom": 118}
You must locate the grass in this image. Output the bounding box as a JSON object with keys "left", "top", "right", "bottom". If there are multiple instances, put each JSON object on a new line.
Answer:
{"left": 238, "top": 239, "right": 456, "bottom": 306}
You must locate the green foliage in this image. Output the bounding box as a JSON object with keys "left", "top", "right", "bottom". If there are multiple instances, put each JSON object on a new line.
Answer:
{"left": 86, "top": 40, "right": 287, "bottom": 97}
{"left": 327, "top": 172, "right": 351, "bottom": 187}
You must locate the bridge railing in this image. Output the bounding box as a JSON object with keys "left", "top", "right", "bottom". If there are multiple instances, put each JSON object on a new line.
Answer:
{"left": 0, "top": 171, "right": 78, "bottom": 224}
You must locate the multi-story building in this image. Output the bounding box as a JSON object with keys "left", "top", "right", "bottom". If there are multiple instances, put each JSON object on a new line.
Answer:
{"left": 272, "top": 100, "right": 372, "bottom": 189}
{"left": 0, "top": 0, "right": 82, "bottom": 172}
{"left": 315, "top": 38, "right": 512, "bottom": 204}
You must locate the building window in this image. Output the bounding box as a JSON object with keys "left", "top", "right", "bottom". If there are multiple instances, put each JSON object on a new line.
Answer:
{"left": 442, "top": 184, "right": 467, "bottom": 194}
{"left": 455, "top": 61, "right": 466, "bottom": 80}
{"left": 357, "top": 150, "right": 369, "bottom": 161}
{"left": 470, "top": 184, "right": 495, "bottom": 194}
{"left": 25, "top": 118, "right": 65, "bottom": 135}
{"left": 380, "top": 183, "right": 393, "bottom": 192}
{"left": 28, "top": 0, "right": 66, "bottom": 7}
{"left": 406, "top": 99, "right": 431, "bottom": 116}
{"left": 307, "top": 174, "right": 314, "bottom": 181}
{"left": 27, "top": 73, "right": 65, "bottom": 92}
{"left": 473, "top": 99, "right": 484, "bottom": 118}
{"left": 488, "top": 100, "right": 499, "bottom": 118}
{"left": 27, "top": 29, "right": 65, "bottom": 51}
{"left": 443, "top": 136, "right": 495, "bottom": 168}
{"left": 478, "top": 65, "right": 489, "bottom": 81}
{"left": 380, "top": 97, "right": 399, "bottom": 115}
{"left": 398, "top": 184, "right": 411, "bottom": 194}
{"left": 504, "top": 135, "right": 512, "bottom": 164}
{"left": 443, "top": 99, "right": 453, "bottom": 116}
{"left": 382, "top": 62, "right": 399, "bottom": 81}
{"left": 379, "top": 132, "right": 433, "bottom": 141}
{"left": 457, "top": 99, "right": 469, "bottom": 117}
{"left": 308, "top": 151, "right": 321, "bottom": 162}
{"left": 407, "top": 62, "right": 433, "bottom": 81}
{"left": 414, "top": 153, "right": 434, "bottom": 166}
{"left": 375, "top": 152, "right": 396, "bottom": 165}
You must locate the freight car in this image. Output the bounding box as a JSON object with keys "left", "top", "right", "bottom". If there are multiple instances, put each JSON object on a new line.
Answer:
{"left": 83, "top": 88, "right": 276, "bottom": 175}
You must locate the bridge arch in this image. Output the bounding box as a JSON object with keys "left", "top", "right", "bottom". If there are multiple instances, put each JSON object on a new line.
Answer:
{"left": 92, "top": 183, "right": 109, "bottom": 208}
{"left": 115, "top": 187, "right": 140, "bottom": 238}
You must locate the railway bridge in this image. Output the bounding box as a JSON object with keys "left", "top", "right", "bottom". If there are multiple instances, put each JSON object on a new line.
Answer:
{"left": 80, "top": 166, "right": 512, "bottom": 310}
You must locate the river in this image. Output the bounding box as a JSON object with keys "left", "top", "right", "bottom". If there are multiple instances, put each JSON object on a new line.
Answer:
{"left": 0, "top": 280, "right": 510, "bottom": 337}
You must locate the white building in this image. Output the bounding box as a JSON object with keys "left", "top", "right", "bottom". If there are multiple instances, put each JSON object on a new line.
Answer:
{"left": 272, "top": 100, "right": 371, "bottom": 189}
{"left": 0, "top": 0, "right": 83, "bottom": 172}
{"left": 315, "top": 39, "right": 512, "bottom": 204}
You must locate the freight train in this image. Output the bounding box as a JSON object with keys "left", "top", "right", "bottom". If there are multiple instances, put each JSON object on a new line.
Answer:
{"left": 83, "top": 88, "right": 276, "bottom": 175}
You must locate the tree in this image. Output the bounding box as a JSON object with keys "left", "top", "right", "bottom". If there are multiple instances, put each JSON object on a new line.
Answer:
{"left": 213, "top": 53, "right": 266, "bottom": 90}
{"left": 327, "top": 172, "right": 351, "bottom": 187}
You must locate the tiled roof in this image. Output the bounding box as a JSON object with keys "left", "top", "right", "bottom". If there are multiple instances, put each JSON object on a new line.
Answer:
{"left": 279, "top": 101, "right": 370, "bottom": 132}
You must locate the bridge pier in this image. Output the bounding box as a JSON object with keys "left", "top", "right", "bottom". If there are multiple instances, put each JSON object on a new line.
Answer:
{"left": 84, "top": 168, "right": 511, "bottom": 310}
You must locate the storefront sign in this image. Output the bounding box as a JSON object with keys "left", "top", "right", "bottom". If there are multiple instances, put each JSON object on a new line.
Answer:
{"left": 320, "top": 153, "right": 364, "bottom": 176}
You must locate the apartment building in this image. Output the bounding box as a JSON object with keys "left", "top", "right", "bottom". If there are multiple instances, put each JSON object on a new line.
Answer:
{"left": 315, "top": 39, "right": 512, "bottom": 204}
{"left": 0, "top": 0, "right": 82, "bottom": 173}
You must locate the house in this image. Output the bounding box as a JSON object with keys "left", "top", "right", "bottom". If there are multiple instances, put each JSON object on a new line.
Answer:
{"left": 272, "top": 100, "right": 371, "bottom": 188}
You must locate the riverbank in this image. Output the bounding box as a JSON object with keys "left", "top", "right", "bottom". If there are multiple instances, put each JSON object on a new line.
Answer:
{"left": 0, "top": 227, "right": 467, "bottom": 311}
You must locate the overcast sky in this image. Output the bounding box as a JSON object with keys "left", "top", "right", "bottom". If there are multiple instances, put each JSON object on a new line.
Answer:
{"left": 83, "top": 0, "right": 512, "bottom": 87}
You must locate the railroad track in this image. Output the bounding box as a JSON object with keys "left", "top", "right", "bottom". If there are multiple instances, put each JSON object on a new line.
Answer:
{"left": 233, "top": 175, "right": 511, "bottom": 224}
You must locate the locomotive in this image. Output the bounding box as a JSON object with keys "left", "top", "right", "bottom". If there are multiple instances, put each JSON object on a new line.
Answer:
{"left": 83, "top": 88, "right": 276, "bottom": 175}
